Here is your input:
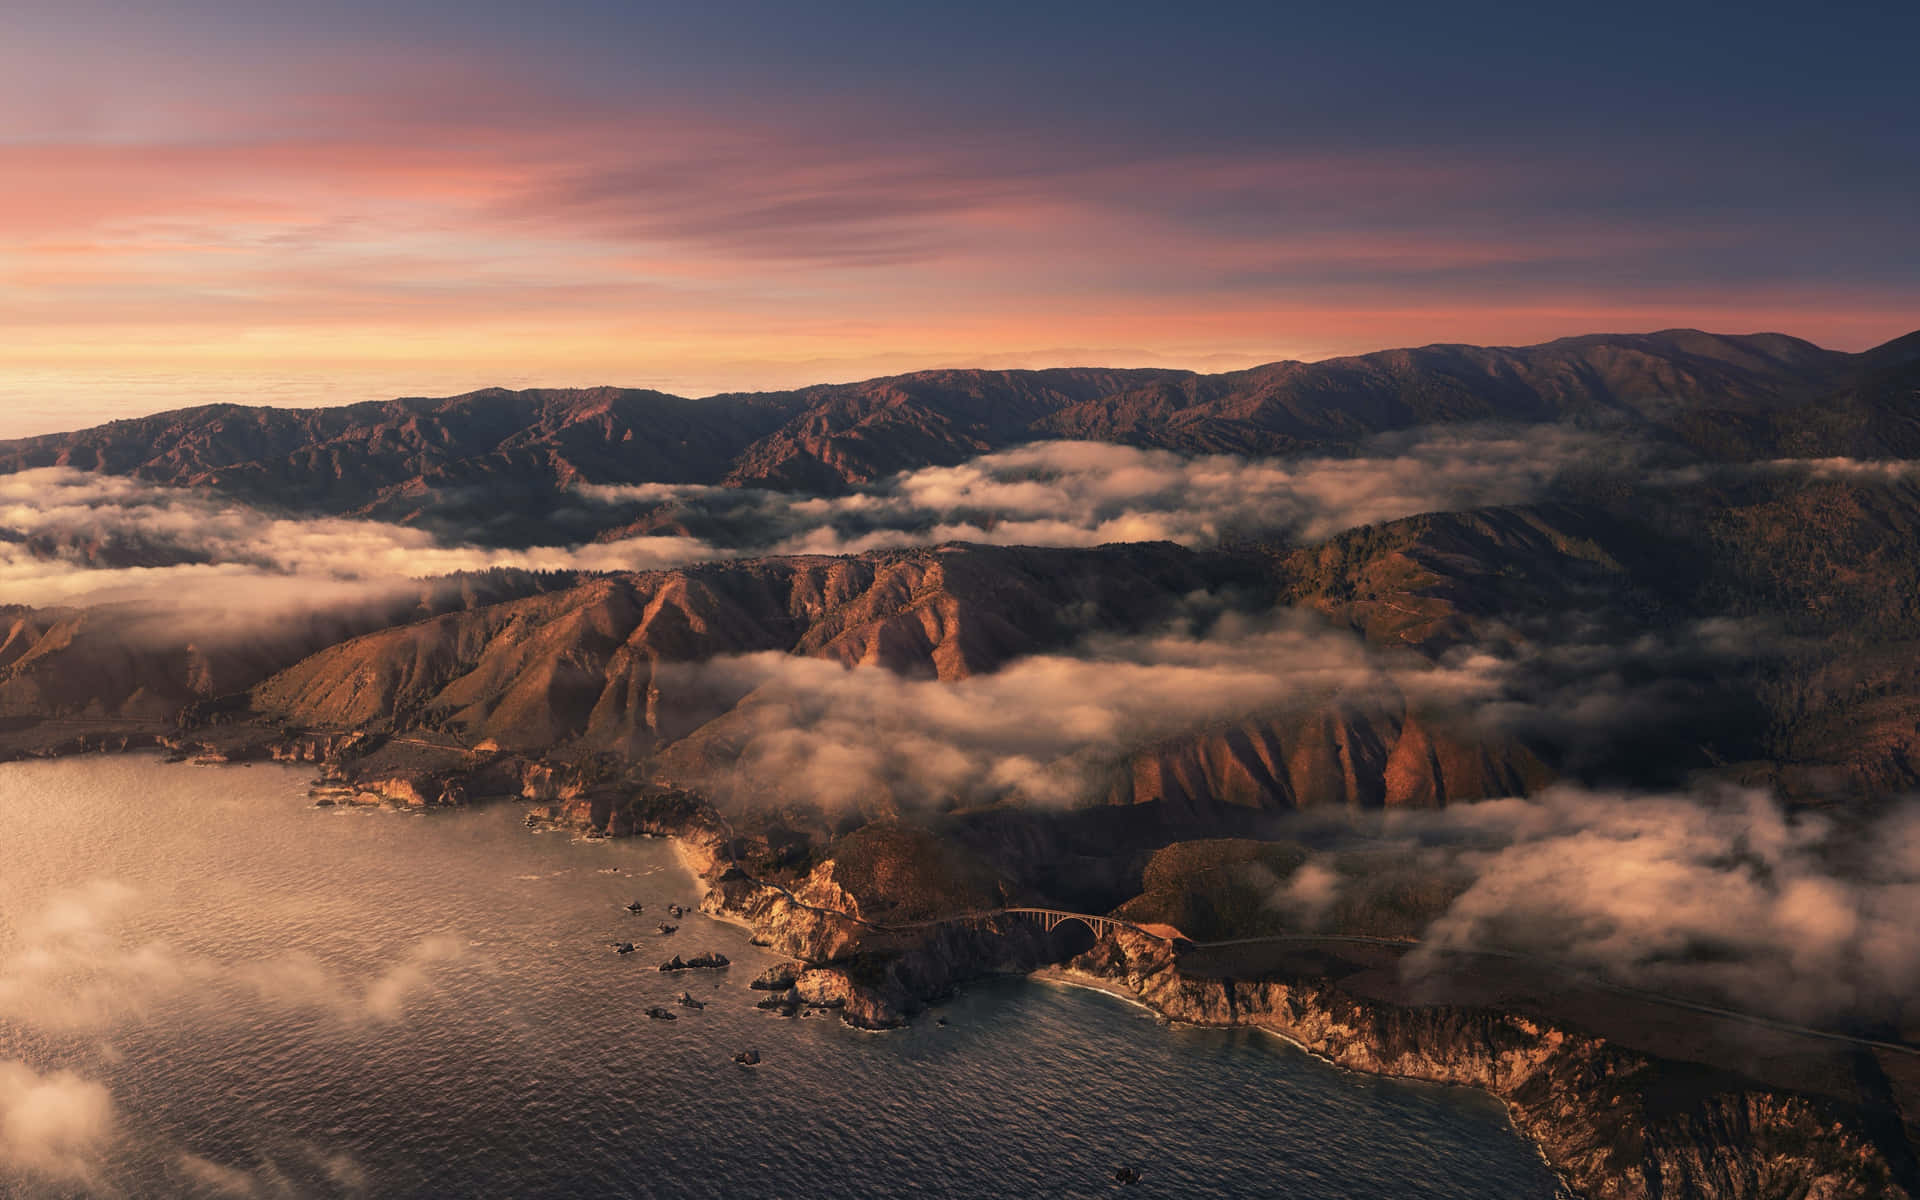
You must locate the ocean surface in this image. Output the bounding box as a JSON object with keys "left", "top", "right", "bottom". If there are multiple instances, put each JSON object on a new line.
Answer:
{"left": 0, "top": 756, "right": 1565, "bottom": 1198}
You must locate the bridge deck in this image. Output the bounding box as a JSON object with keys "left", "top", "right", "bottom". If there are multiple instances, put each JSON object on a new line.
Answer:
{"left": 716, "top": 864, "right": 1918, "bottom": 1057}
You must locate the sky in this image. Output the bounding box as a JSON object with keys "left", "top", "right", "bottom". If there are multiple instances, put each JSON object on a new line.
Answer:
{"left": 3, "top": 0, "right": 1916, "bottom": 435}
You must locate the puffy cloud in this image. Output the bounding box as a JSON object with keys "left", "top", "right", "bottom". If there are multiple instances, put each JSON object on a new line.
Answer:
{"left": 655, "top": 598, "right": 1772, "bottom": 815}
{"left": 587, "top": 425, "right": 1641, "bottom": 555}
{"left": 176, "top": 1153, "right": 274, "bottom": 1198}
{"left": 3, "top": 425, "right": 1637, "bottom": 611}
{"left": 1391, "top": 786, "right": 1920, "bottom": 1026}
{"left": 658, "top": 609, "right": 1495, "bottom": 811}
{"left": 0, "top": 879, "right": 468, "bottom": 1033}
{"left": 0, "top": 1059, "right": 115, "bottom": 1187}
{"left": 1275, "top": 861, "right": 1343, "bottom": 924}
{"left": 0, "top": 467, "right": 720, "bottom": 609}
{"left": 173, "top": 1146, "right": 368, "bottom": 1198}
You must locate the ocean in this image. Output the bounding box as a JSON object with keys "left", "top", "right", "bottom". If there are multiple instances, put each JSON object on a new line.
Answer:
{"left": 0, "top": 756, "right": 1562, "bottom": 1198}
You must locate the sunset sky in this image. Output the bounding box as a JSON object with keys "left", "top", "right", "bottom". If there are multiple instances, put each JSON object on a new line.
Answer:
{"left": 4, "top": 0, "right": 1916, "bottom": 434}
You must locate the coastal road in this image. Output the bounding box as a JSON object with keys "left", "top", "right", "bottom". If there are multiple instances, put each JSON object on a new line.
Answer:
{"left": 721, "top": 859, "right": 1920, "bottom": 1059}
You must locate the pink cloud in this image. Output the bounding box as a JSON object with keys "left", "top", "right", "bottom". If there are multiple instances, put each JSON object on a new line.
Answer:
{"left": 0, "top": 64, "right": 1913, "bottom": 417}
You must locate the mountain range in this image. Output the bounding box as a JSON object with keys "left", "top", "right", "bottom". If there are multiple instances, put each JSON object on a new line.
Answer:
{"left": 9, "top": 327, "right": 1920, "bottom": 1195}
{"left": 3, "top": 328, "right": 1916, "bottom": 801}
{"left": 3, "top": 329, "right": 1914, "bottom": 543}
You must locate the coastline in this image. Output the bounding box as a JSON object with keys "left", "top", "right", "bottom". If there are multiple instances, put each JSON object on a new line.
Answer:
{"left": 1027, "top": 964, "right": 1166, "bottom": 1019}
{"left": 4, "top": 743, "right": 1909, "bottom": 1199}
{"left": 1031, "top": 964, "right": 1574, "bottom": 1195}
{"left": 673, "top": 835, "right": 1908, "bottom": 1200}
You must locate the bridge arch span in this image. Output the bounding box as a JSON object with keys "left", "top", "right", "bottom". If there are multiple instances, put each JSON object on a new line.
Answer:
{"left": 1002, "top": 907, "right": 1130, "bottom": 942}
{"left": 1041, "top": 913, "right": 1102, "bottom": 941}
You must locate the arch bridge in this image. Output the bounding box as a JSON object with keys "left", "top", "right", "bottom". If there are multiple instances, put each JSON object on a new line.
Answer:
{"left": 716, "top": 863, "right": 1186, "bottom": 945}
{"left": 1006, "top": 907, "right": 1129, "bottom": 940}
{"left": 941, "top": 906, "right": 1181, "bottom": 944}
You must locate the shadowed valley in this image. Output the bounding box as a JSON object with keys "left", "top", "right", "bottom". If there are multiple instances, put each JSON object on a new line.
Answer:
{"left": 5, "top": 329, "right": 1920, "bottom": 1199}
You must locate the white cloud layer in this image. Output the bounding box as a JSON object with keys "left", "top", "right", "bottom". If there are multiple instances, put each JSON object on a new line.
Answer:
{"left": 657, "top": 609, "right": 1497, "bottom": 810}
{"left": 0, "top": 1059, "right": 115, "bottom": 1187}
{"left": 1771, "top": 457, "right": 1920, "bottom": 483}
{"left": 1392, "top": 786, "right": 1920, "bottom": 1025}
{"left": 0, "top": 467, "right": 721, "bottom": 609}
{"left": 7, "top": 438, "right": 1917, "bottom": 615}
{"left": 587, "top": 426, "right": 1641, "bottom": 555}
{"left": 1, "top": 426, "right": 1634, "bottom": 611}
{"left": 0, "top": 878, "right": 467, "bottom": 1033}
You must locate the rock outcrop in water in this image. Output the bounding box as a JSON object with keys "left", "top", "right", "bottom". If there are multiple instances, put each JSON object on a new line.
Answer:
{"left": 658, "top": 951, "right": 730, "bottom": 972}
{"left": 691, "top": 859, "right": 1907, "bottom": 1199}
{"left": 7, "top": 330, "right": 1920, "bottom": 1196}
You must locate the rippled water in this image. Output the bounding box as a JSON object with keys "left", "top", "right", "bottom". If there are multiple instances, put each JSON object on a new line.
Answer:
{"left": 0, "top": 757, "right": 1564, "bottom": 1198}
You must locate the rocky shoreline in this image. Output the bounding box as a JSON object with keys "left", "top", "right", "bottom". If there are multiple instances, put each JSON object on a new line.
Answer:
{"left": 6, "top": 736, "right": 1912, "bottom": 1199}
{"left": 675, "top": 834, "right": 1910, "bottom": 1200}
{"left": 1057, "top": 932, "right": 1910, "bottom": 1200}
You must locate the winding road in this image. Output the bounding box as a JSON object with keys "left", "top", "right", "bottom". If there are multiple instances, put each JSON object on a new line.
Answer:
{"left": 721, "top": 864, "right": 1919, "bottom": 1058}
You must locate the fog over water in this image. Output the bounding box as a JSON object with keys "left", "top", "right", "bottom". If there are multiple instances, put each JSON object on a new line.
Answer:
{"left": 0, "top": 757, "right": 1561, "bottom": 1199}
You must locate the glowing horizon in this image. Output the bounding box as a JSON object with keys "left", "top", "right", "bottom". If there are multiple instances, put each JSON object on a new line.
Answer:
{"left": 4, "top": 1, "right": 1915, "bottom": 436}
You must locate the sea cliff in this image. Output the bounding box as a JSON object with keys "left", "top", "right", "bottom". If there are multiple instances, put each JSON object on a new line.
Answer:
{"left": 688, "top": 852, "right": 1907, "bottom": 1200}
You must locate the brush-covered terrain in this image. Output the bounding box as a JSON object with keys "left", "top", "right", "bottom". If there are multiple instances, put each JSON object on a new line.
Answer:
{"left": 6, "top": 329, "right": 1920, "bottom": 1196}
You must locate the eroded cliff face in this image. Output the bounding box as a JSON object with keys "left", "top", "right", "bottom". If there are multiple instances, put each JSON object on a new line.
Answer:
{"left": 0, "top": 571, "right": 579, "bottom": 723}
{"left": 1109, "top": 707, "right": 1554, "bottom": 816}
{"left": 24, "top": 715, "right": 1898, "bottom": 1200}
{"left": 687, "top": 858, "right": 1909, "bottom": 1197}
{"left": 698, "top": 868, "right": 1060, "bottom": 1030}
{"left": 1064, "top": 930, "right": 1901, "bottom": 1200}
{"left": 247, "top": 543, "right": 1209, "bottom": 757}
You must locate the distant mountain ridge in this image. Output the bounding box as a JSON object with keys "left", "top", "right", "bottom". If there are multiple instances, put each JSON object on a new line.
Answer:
{"left": 3, "top": 330, "right": 1913, "bottom": 538}
{"left": 9, "top": 331, "right": 1920, "bottom": 1192}
{"left": 6, "top": 325, "right": 1920, "bottom": 806}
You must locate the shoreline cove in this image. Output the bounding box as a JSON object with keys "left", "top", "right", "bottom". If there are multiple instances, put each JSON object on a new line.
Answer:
{"left": 1028, "top": 967, "right": 1572, "bottom": 1193}
{"left": 1029, "top": 967, "right": 1566, "bottom": 1190}
{"left": 1, "top": 744, "right": 1909, "bottom": 1198}
{"left": 1, "top": 753, "right": 1569, "bottom": 1199}
{"left": 660, "top": 830, "right": 1906, "bottom": 1199}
